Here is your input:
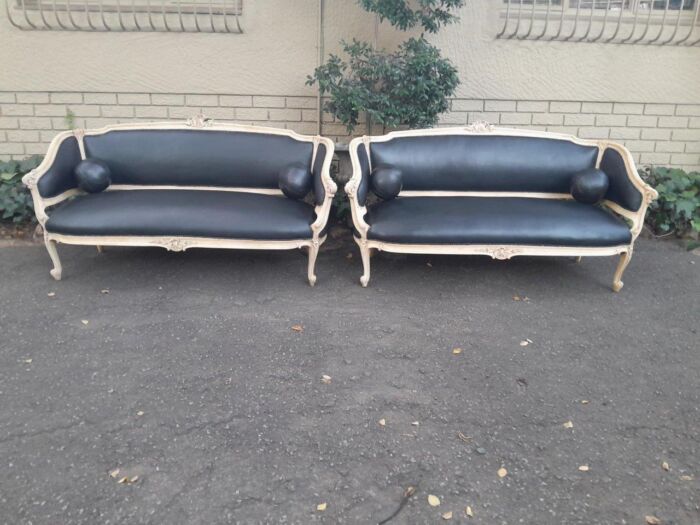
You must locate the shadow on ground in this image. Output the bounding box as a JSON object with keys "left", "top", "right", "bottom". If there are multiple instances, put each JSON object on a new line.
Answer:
{"left": 0, "top": 235, "right": 698, "bottom": 524}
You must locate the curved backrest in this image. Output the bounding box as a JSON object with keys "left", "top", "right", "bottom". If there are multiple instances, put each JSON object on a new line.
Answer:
{"left": 83, "top": 129, "right": 314, "bottom": 188}
{"left": 369, "top": 134, "right": 599, "bottom": 193}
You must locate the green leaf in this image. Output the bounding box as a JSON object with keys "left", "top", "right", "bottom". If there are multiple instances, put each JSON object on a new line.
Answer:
{"left": 644, "top": 166, "right": 700, "bottom": 239}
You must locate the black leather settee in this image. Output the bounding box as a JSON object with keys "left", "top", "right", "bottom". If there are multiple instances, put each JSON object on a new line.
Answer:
{"left": 346, "top": 123, "right": 657, "bottom": 291}
{"left": 23, "top": 118, "right": 336, "bottom": 285}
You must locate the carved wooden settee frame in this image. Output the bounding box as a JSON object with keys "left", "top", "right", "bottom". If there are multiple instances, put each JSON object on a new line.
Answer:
{"left": 23, "top": 117, "right": 337, "bottom": 286}
{"left": 346, "top": 123, "right": 658, "bottom": 291}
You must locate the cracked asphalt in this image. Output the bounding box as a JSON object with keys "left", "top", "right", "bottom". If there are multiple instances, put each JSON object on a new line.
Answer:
{"left": 0, "top": 235, "right": 698, "bottom": 524}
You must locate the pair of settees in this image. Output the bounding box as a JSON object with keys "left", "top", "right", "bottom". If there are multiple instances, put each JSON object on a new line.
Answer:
{"left": 23, "top": 118, "right": 657, "bottom": 291}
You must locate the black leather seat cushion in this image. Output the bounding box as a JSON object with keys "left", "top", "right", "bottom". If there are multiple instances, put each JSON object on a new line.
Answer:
{"left": 46, "top": 190, "right": 315, "bottom": 240}
{"left": 366, "top": 197, "right": 631, "bottom": 247}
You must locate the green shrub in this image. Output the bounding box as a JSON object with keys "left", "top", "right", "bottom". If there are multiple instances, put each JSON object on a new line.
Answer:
{"left": 641, "top": 167, "right": 700, "bottom": 239}
{"left": 307, "top": 0, "right": 463, "bottom": 133}
{"left": 0, "top": 156, "right": 42, "bottom": 224}
{"left": 359, "top": 0, "right": 464, "bottom": 33}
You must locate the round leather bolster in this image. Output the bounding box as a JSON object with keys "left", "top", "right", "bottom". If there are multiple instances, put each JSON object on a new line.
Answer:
{"left": 570, "top": 168, "right": 609, "bottom": 205}
{"left": 371, "top": 166, "right": 403, "bottom": 200}
{"left": 279, "top": 164, "right": 312, "bottom": 200}
{"left": 74, "top": 158, "right": 111, "bottom": 194}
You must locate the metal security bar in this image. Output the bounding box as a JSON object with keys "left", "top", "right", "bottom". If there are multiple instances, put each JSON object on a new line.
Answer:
{"left": 497, "top": 0, "right": 700, "bottom": 45}
{"left": 5, "top": 0, "right": 243, "bottom": 32}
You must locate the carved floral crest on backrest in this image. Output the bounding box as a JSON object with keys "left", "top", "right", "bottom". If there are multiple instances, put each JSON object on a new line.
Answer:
{"left": 186, "top": 114, "right": 214, "bottom": 128}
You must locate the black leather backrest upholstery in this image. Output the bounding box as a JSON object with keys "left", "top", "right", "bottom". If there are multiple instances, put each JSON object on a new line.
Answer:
{"left": 356, "top": 142, "right": 371, "bottom": 206}
{"left": 599, "top": 148, "right": 643, "bottom": 212}
{"left": 370, "top": 135, "right": 599, "bottom": 193}
{"left": 312, "top": 142, "right": 326, "bottom": 205}
{"left": 83, "top": 130, "right": 314, "bottom": 189}
{"left": 37, "top": 136, "right": 82, "bottom": 198}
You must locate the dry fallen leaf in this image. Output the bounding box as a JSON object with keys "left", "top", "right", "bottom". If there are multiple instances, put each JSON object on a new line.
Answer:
{"left": 578, "top": 465, "right": 590, "bottom": 472}
{"left": 136, "top": 410, "right": 144, "bottom": 416}
{"left": 428, "top": 494, "right": 441, "bottom": 507}
{"left": 316, "top": 502, "right": 327, "bottom": 512}
{"left": 497, "top": 467, "right": 508, "bottom": 478}
{"left": 101, "top": 289, "right": 110, "bottom": 294}
{"left": 661, "top": 461, "right": 670, "bottom": 471}
{"left": 47, "top": 292, "right": 56, "bottom": 297}
{"left": 321, "top": 374, "right": 332, "bottom": 384}
{"left": 563, "top": 420, "right": 574, "bottom": 429}
{"left": 378, "top": 418, "right": 386, "bottom": 427}
{"left": 457, "top": 431, "right": 472, "bottom": 443}
{"left": 679, "top": 475, "right": 693, "bottom": 481}
{"left": 411, "top": 421, "right": 420, "bottom": 426}
{"left": 581, "top": 400, "right": 590, "bottom": 405}
{"left": 404, "top": 486, "right": 416, "bottom": 498}
{"left": 442, "top": 511, "right": 453, "bottom": 520}
{"left": 465, "top": 505, "right": 474, "bottom": 518}
{"left": 513, "top": 295, "right": 521, "bottom": 301}
{"left": 645, "top": 516, "right": 661, "bottom": 525}
{"left": 291, "top": 324, "right": 304, "bottom": 332}
{"left": 519, "top": 340, "right": 529, "bottom": 347}
{"left": 22, "top": 358, "right": 32, "bottom": 364}
{"left": 109, "top": 468, "right": 120, "bottom": 478}
{"left": 117, "top": 475, "right": 139, "bottom": 485}
{"left": 81, "top": 320, "right": 89, "bottom": 325}
{"left": 452, "top": 347, "right": 463, "bottom": 355}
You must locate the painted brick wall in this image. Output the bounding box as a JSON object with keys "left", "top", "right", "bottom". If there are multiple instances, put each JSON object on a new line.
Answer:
{"left": 438, "top": 99, "right": 700, "bottom": 171}
{"left": 1, "top": 91, "right": 699, "bottom": 171}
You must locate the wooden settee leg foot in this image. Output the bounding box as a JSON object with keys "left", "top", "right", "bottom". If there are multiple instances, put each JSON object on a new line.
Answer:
{"left": 612, "top": 250, "right": 632, "bottom": 292}
{"left": 358, "top": 239, "right": 371, "bottom": 287}
{"left": 96, "top": 245, "right": 103, "bottom": 254}
{"left": 45, "top": 236, "right": 62, "bottom": 281}
{"left": 307, "top": 241, "right": 319, "bottom": 286}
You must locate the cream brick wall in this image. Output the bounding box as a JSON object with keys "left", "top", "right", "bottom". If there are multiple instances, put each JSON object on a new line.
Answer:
{"left": 1, "top": 91, "right": 699, "bottom": 171}
{"left": 439, "top": 99, "right": 700, "bottom": 172}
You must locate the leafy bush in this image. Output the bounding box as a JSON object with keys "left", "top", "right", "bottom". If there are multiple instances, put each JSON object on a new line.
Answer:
{"left": 307, "top": 0, "right": 463, "bottom": 133}
{"left": 0, "top": 156, "right": 42, "bottom": 224}
{"left": 641, "top": 167, "right": 699, "bottom": 239}
{"left": 359, "top": 0, "right": 464, "bottom": 33}
{"left": 309, "top": 38, "right": 458, "bottom": 132}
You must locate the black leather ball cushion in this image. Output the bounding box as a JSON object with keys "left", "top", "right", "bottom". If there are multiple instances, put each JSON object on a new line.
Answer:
{"left": 371, "top": 166, "right": 402, "bottom": 200}
{"left": 279, "top": 164, "right": 312, "bottom": 200}
{"left": 74, "top": 158, "right": 111, "bottom": 193}
{"left": 570, "top": 168, "right": 609, "bottom": 205}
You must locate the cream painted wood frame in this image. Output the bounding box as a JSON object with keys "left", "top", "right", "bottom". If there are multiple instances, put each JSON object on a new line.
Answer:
{"left": 22, "top": 117, "right": 337, "bottom": 286}
{"left": 345, "top": 122, "right": 658, "bottom": 291}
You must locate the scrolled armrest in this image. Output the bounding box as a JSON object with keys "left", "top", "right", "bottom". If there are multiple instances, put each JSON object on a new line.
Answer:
{"left": 22, "top": 131, "right": 83, "bottom": 226}
{"left": 346, "top": 137, "right": 372, "bottom": 238}
{"left": 309, "top": 137, "right": 337, "bottom": 239}
{"left": 24, "top": 132, "right": 82, "bottom": 199}
{"left": 599, "top": 142, "right": 658, "bottom": 240}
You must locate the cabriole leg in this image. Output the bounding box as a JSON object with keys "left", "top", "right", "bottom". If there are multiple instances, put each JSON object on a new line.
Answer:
{"left": 307, "top": 241, "right": 319, "bottom": 287}
{"left": 358, "top": 238, "right": 371, "bottom": 287}
{"left": 44, "top": 235, "right": 62, "bottom": 281}
{"left": 612, "top": 250, "right": 632, "bottom": 292}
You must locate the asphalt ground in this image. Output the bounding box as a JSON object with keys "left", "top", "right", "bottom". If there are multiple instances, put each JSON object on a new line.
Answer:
{"left": 0, "top": 236, "right": 698, "bottom": 524}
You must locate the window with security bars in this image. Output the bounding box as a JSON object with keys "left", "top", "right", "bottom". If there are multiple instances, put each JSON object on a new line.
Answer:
{"left": 6, "top": 0, "right": 243, "bottom": 32}
{"left": 498, "top": 0, "right": 700, "bottom": 44}
{"left": 504, "top": 0, "right": 695, "bottom": 8}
